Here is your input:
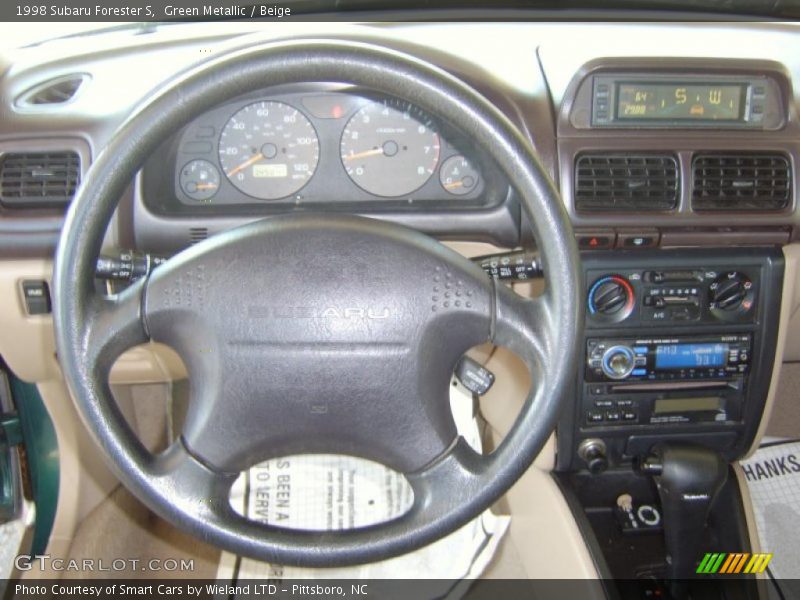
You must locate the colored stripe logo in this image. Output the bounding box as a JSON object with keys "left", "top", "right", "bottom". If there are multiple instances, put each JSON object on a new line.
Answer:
{"left": 697, "top": 552, "right": 773, "bottom": 574}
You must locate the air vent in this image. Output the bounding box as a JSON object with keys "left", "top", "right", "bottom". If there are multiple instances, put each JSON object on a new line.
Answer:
{"left": 16, "top": 74, "right": 88, "bottom": 108}
{"left": 0, "top": 151, "right": 80, "bottom": 209}
{"left": 575, "top": 153, "right": 679, "bottom": 211}
{"left": 189, "top": 227, "right": 208, "bottom": 244}
{"left": 692, "top": 153, "right": 791, "bottom": 211}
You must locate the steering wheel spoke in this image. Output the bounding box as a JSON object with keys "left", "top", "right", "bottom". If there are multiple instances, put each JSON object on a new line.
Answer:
{"left": 406, "top": 436, "right": 486, "bottom": 515}
{"left": 82, "top": 277, "right": 149, "bottom": 375}
{"left": 493, "top": 283, "right": 553, "bottom": 378}
{"left": 146, "top": 440, "right": 238, "bottom": 523}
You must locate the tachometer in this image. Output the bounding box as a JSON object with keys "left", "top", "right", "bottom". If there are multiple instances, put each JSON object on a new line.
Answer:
{"left": 219, "top": 101, "right": 319, "bottom": 200}
{"left": 340, "top": 100, "right": 440, "bottom": 197}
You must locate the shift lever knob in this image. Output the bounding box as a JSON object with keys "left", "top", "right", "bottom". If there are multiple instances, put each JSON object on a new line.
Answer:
{"left": 638, "top": 443, "right": 728, "bottom": 595}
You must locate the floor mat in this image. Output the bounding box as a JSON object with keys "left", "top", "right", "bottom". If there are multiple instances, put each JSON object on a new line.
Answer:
{"left": 739, "top": 440, "right": 800, "bottom": 596}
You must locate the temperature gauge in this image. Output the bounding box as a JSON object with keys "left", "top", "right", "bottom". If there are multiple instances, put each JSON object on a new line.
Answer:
{"left": 180, "top": 159, "right": 220, "bottom": 202}
{"left": 440, "top": 155, "right": 480, "bottom": 196}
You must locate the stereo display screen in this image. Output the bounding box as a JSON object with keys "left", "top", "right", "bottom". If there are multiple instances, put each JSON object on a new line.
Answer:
{"left": 655, "top": 343, "right": 729, "bottom": 369}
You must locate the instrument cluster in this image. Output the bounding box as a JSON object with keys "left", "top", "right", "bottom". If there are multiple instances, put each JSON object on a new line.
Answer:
{"left": 147, "top": 87, "right": 501, "bottom": 215}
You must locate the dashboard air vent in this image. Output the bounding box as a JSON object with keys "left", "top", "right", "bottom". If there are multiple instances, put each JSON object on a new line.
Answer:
{"left": 16, "top": 74, "right": 88, "bottom": 108}
{"left": 574, "top": 153, "right": 679, "bottom": 211}
{"left": 692, "top": 153, "right": 791, "bottom": 211}
{"left": 0, "top": 151, "right": 80, "bottom": 209}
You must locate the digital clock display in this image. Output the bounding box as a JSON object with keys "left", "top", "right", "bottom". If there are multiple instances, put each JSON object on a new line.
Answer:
{"left": 616, "top": 83, "right": 745, "bottom": 121}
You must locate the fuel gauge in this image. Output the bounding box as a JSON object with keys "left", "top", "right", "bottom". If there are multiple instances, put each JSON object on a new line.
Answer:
{"left": 180, "top": 159, "right": 220, "bottom": 202}
{"left": 439, "top": 155, "right": 480, "bottom": 196}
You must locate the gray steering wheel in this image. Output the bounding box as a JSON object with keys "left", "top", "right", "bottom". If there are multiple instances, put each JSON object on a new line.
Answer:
{"left": 53, "top": 39, "right": 582, "bottom": 567}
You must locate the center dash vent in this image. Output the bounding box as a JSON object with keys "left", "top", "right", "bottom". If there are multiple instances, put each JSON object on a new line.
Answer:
{"left": 0, "top": 151, "right": 80, "bottom": 209}
{"left": 692, "top": 153, "right": 791, "bottom": 211}
{"left": 574, "top": 153, "right": 679, "bottom": 211}
{"left": 15, "top": 74, "right": 88, "bottom": 108}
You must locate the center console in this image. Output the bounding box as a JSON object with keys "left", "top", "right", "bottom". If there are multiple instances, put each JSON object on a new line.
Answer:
{"left": 555, "top": 247, "right": 782, "bottom": 598}
{"left": 548, "top": 54, "right": 794, "bottom": 599}
{"left": 558, "top": 247, "right": 783, "bottom": 473}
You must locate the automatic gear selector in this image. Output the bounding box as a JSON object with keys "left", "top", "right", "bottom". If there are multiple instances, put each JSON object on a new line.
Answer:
{"left": 638, "top": 443, "right": 728, "bottom": 597}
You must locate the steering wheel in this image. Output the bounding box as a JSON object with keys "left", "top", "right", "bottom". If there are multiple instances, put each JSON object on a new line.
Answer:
{"left": 53, "top": 39, "right": 582, "bottom": 567}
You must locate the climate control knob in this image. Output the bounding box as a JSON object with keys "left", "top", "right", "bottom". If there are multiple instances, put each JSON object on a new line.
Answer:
{"left": 709, "top": 271, "right": 754, "bottom": 319}
{"left": 601, "top": 345, "right": 636, "bottom": 380}
{"left": 588, "top": 275, "right": 634, "bottom": 321}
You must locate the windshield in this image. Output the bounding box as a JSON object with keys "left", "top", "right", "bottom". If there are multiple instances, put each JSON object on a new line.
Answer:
{"left": 3, "top": 0, "right": 800, "bottom": 51}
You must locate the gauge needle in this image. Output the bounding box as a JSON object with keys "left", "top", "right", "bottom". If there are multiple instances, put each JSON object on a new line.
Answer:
{"left": 443, "top": 181, "right": 464, "bottom": 190}
{"left": 226, "top": 153, "right": 264, "bottom": 177}
{"left": 342, "top": 148, "right": 384, "bottom": 161}
{"left": 195, "top": 183, "right": 218, "bottom": 190}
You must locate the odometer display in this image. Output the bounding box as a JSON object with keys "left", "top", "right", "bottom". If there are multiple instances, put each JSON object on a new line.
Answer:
{"left": 219, "top": 101, "right": 319, "bottom": 200}
{"left": 616, "top": 83, "right": 744, "bottom": 121}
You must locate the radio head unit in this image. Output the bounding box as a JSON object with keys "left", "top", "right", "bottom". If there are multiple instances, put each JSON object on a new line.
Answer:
{"left": 587, "top": 334, "right": 751, "bottom": 382}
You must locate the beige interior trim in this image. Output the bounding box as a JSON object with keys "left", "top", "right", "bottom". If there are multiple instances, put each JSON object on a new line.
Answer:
{"left": 0, "top": 260, "right": 60, "bottom": 382}
{"left": 502, "top": 466, "right": 602, "bottom": 582}
{"left": 479, "top": 344, "right": 597, "bottom": 579}
{"left": 730, "top": 463, "right": 767, "bottom": 581}
{"left": 778, "top": 243, "right": 800, "bottom": 362}
{"left": 746, "top": 243, "right": 799, "bottom": 456}
{"left": 109, "top": 344, "right": 187, "bottom": 384}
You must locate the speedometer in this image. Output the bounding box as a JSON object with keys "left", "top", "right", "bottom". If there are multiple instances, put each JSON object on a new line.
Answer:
{"left": 340, "top": 100, "right": 440, "bottom": 197}
{"left": 219, "top": 101, "right": 319, "bottom": 200}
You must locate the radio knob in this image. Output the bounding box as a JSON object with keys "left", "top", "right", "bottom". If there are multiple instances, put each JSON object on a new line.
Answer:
{"left": 601, "top": 345, "right": 636, "bottom": 380}
{"left": 709, "top": 272, "right": 753, "bottom": 314}
{"left": 588, "top": 275, "right": 634, "bottom": 320}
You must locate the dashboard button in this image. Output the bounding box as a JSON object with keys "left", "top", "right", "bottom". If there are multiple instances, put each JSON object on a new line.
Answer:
{"left": 617, "top": 230, "right": 660, "bottom": 249}
{"left": 587, "top": 411, "right": 605, "bottom": 423}
{"left": 577, "top": 232, "right": 616, "bottom": 250}
{"left": 605, "top": 411, "right": 621, "bottom": 422}
{"left": 22, "top": 280, "right": 51, "bottom": 315}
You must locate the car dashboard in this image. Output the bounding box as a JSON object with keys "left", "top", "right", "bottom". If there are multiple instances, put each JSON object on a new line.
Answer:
{"left": 0, "top": 18, "right": 798, "bottom": 590}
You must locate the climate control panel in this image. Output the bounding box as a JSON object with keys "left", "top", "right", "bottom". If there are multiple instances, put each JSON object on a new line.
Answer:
{"left": 586, "top": 267, "right": 758, "bottom": 328}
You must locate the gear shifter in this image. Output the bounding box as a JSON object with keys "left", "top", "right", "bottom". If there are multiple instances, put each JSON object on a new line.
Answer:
{"left": 638, "top": 443, "right": 728, "bottom": 598}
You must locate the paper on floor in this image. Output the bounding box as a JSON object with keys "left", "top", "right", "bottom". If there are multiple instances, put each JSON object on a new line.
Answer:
{"left": 739, "top": 441, "right": 800, "bottom": 586}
